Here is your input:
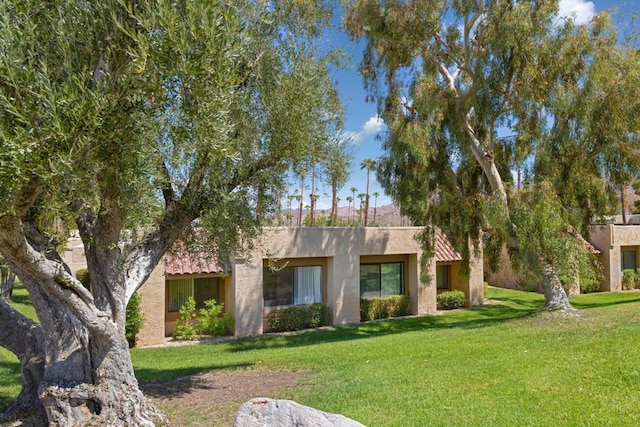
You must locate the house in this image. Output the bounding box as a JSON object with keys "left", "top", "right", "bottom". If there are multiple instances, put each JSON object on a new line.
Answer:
{"left": 64, "top": 227, "right": 485, "bottom": 347}
{"left": 484, "top": 217, "right": 640, "bottom": 294}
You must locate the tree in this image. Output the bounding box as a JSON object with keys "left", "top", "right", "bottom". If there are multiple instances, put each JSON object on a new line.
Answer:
{"left": 360, "top": 158, "right": 376, "bottom": 226}
{"left": 372, "top": 191, "right": 380, "bottom": 223}
{"left": 347, "top": 196, "right": 354, "bottom": 224}
{"left": 357, "top": 193, "right": 366, "bottom": 225}
{"left": 0, "top": 257, "right": 16, "bottom": 300}
{"left": 0, "top": 1, "right": 339, "bottom": 424}
{"left": 324, "top": 137, "right": 353, "bottom": 226}
{"left": 345, "top": 0, "right": 623, "bottom": 309}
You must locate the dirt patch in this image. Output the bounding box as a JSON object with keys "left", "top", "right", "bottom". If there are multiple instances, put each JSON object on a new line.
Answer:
{"left": 142, "top": 369, "right": 309, "bottom": 426}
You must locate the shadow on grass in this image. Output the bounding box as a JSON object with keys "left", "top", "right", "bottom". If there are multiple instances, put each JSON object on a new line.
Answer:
{"left": 227, "top": 299, "right": 543, "bottom": 354}
{"left": 137, "top": 362, "right": 255, "bottom": 398}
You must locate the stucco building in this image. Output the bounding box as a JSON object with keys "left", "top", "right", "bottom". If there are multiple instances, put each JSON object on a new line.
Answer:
{"left": 64, "top": 227, "right": 485, "bottom": 347}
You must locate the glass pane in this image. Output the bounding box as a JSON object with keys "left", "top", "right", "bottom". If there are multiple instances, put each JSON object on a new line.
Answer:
{"left": 622, "top": 251, "right": 637, "bottom": 271}
{"left": 194, "top": 277, "right": 220, "bottom": 309}
{"left": 436, "top": 265, "right": 449, "bottom": 290}
{"left": 168, "top": 278, "right": 193, "bottom": 312}
{"left": 294, "top": 266, "right": 322, "bottom": 305}
{"left": 263, "top": 267, "right": 294, "bottom": 307}
{"left": 360, "top": 264, "right": 380, "bottom": 299}
{"left": 381, "top": 263, "right": 403, "bottom": 296}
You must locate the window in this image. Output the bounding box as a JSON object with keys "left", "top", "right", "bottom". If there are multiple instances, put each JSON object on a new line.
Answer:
{"left": 263, "top": 265, "right": 322, "bottom": 307}
{"left": 168, "top": 277, "right": 221, "bottom": 312}
{"left": 360, "top": 262, "right": 404, "bottom": 299}
{"left": 436, "top": 265, "right": 450, "bottom": 290}
{"left": 621, "top": 250, "right": 637, "bottom": 272}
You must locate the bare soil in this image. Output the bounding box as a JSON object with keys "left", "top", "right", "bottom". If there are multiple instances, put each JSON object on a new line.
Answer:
{"left": 141, "top": 369, "right": 309, "bottom": 426}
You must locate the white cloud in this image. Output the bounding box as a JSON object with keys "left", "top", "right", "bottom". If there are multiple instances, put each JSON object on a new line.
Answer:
{"left": 558, "top": 0, "right": 595, "bottom": 25}
{"left": 346, "top": 115, "right": 385, "bottom": 144}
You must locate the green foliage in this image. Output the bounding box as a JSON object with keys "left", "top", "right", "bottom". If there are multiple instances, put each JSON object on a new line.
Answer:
{"left": 580, "top": 277, "right": 600, "bottom": 294}
{"left": 173, "top": 297, "right": 199, "bottom": 341}
{"left": 437, "top": 290, "right": 466, "bottom": 310}
{"left": 198, "top": 299, "right": 234, "bottom": 337}
{"left": 360, "top": 295, "right": 410, "bottom": 321}
{"left": 622, "top": 269, "right": 640, "bottom": 291}
{"left": 125, "top": 292, "right": 146, "bottom": 348}
{"left": 266, "top": 303, "right": 329, "bottom": 332}
{"left": 75, "top": 269, "right": 91, "bottom": 290}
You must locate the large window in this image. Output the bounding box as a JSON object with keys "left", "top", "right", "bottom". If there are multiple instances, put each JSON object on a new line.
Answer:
{"left": 360, "top": 262, "right": 404, "bottom": 299}
{"left": 436, "top": 265, "right": 450, "bottom": 290}
{"left": 263, "top": 265, "right": 322, "bottom": 307}
{"left": 168, "top": 277, "right": 220, "bottom": 312}
{"left": 621, "top": 250, "right": 637, "bottom": 272}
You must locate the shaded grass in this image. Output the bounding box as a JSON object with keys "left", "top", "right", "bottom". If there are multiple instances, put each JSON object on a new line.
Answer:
{"left": 3, "top": 287, "right": 640, "bottom": 425}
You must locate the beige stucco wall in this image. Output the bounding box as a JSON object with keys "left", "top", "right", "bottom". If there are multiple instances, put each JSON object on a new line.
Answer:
{"left": 590, "top": 224, "right": 640, "bottom": 292}
{"left": 136, "top": 263, "right": 166, "bottom": 347}
{"left": 231, "top": 227, "right": 445, "bottom": 337}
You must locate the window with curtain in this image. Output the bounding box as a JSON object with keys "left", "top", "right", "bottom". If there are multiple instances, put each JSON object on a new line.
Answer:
{"left": 263, "top": 265, "right": 322, "bottom": 307}
{"left": 167, "top": 277, "right": 221, "bottom": 312}
{"left": 360, "top": 262, "right": 404, "bottom": 299}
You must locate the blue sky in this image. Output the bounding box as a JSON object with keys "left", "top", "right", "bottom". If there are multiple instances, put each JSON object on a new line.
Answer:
{"left": 310, "top": 0, "right": 634, "bottom": 212}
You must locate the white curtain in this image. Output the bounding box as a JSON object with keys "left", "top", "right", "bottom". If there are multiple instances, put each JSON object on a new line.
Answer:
{"left": 294, "top": 266, "right": 321, "bottom": 305}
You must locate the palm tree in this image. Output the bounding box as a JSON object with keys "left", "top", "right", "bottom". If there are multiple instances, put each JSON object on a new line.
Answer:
{"left": 372, "top": 191, "right": 380, "bottom": 223}
{"left": 357, "top": 193, "right": 365, "bottom": 225}
{"left": 360, "top": 158, "right": 376, "bottom": 226}
{"left": 346, "top": 196, "right": 354, "bottom": 224}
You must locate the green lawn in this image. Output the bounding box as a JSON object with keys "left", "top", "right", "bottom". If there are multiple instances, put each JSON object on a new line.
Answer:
{"left": 3, "top": 286, "right": 640, "bottom": 425}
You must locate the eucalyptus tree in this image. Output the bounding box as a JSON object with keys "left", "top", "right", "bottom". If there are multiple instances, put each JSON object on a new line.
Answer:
{"left": 344, "top": 0, "right": 623, "bottom": 308}
{"left": 0, "top": 0, "right": 339, "bottom": 425}
{"left": 360, "top": 158, "right": 376, "bottom": 225}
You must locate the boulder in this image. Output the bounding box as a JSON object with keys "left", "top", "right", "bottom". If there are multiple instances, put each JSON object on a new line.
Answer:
{"left": 234, "top": 397, "right": 366, "bottom": 427}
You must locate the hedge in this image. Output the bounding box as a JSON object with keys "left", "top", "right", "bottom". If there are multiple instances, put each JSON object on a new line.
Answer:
{"left": 437, "top": 290, "right": 466, "bottom": 310}
{"left": 360, "top": 295, "right": 410, "bottom": 321}
{"left": 267, "top": 303, "right": 329, "bottom": 332}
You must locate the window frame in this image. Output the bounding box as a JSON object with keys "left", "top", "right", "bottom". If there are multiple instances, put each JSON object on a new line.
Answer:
{"left": 359, "top": 261, "right": 405, "bottom": 299}
{"left": 436, "top": 264, "right": 450, "bottom": 291}
{"left": 263, "top": 264, "right": 323, "bottom": 307}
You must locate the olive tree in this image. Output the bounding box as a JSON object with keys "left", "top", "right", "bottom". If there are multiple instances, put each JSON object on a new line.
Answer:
{"left": 344, "top": 0, "right": 630, "bottom": 308}
{"left": 0, "top": 0, "right": 340, "bottom": 425}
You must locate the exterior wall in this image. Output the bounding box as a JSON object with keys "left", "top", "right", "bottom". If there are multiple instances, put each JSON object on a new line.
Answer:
{"left": 136, "top": 263, "right": 166, "bottom": 347}
{"left": 231, "top": 227, "right": 472, "bottom": 337}
{"left": 484, "top": 247, "right": 520, "bottom": 290}
{"left": 61, "top": 236, "right": 88, "bottom": 278}
{"left": 590, "top": 224, "right": 640, "bottom": 292}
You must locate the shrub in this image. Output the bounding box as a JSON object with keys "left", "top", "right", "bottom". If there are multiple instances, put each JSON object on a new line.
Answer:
{"left": 198, "top": 299, "right": 234, "bottom": 336}
{"left": 267, "top": 303, "right": 329, "bottom": 332}
{"left": 76, "top": 268, "right": 91, "bottom": 290}
{"left": 360, "top": 295, "right": 410, "bottom": 321}
{"left": 437, "top": 290, "right": 466, "bottom": 310}
{"left": 125, "top": 292, "right": 146, "bottom": 347}
{"left": 580, "top": 277, "right": 600, "bottom": 294}
{"left": 173, "top": 296, "right": 198, "bottom": 340}
{"left": 622, "top": 269, "right": 639, "bottom": 290}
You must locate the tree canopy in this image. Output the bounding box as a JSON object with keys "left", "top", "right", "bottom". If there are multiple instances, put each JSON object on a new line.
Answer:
{"left": 0, "top": 0, "right": 342, "bottom": 424}
{"left": 344, "top": 0, "right": 638, "bottom": 307}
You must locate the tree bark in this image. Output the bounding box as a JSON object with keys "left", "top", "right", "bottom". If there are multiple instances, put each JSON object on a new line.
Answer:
{"left": 1, "top": 262, "right": 15, "bottom": 300}
{"left": 0, "top": 297, "right": 47, "bottom": 425}
{"left": 541, "top": 264, "right": 571, "bottom": 311}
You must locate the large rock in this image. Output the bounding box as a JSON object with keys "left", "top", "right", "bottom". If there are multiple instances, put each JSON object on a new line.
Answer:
{"left": 234, "top": 397, "right": 366, "bottom": 427}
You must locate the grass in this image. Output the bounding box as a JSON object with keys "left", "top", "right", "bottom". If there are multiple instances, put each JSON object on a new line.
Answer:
{"left": 3, "top": 286, "right": 640, "bottom": 425}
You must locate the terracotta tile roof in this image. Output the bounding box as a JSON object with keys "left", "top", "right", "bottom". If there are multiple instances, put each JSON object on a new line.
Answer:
{"left": 579, "top": 235, "right": 601, "bottom": 255}
{"left": 435, "top": 230, "right": 463, "bottom": 263}
{"left": 164, "top": 248, "right": 226, "bottom": 275}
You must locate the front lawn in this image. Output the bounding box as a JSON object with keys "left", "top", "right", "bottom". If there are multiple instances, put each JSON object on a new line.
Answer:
{"left": 3, "top": 287, "right": 640, "bottom": 426}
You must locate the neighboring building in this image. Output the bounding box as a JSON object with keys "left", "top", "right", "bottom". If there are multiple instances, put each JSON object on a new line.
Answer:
{"left": 589, "top": 223, "right": 640, "bottom": 292}
{"left": 64, "top": 227, "right": 485, "bottom": 347}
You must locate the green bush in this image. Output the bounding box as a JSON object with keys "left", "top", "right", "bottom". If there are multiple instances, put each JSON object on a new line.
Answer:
{"left": 437, "top": 290, "right": 466, "bottom": 310}
{"left": 580, "top": 277, "right": 600, "bottom": 294}
{"left": 125, "top": 292, "right": 146, "bottom": 347}
{"left": 198, "top": 299, "right": 234, "bottom": 337}
{"left": 360, "top": 295, "right": 410, "bottom": 321}
{"left": 76, "top": 268, "right": 91, "bottom": 290}
{"left": 622, "top": 269, "right": 639, "bottom": 290}
{"left": 267, "top": 303, "right": 329, "bottom": 332}
{"left": 173, "top": 296, "right": 199, "bottom": 340}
